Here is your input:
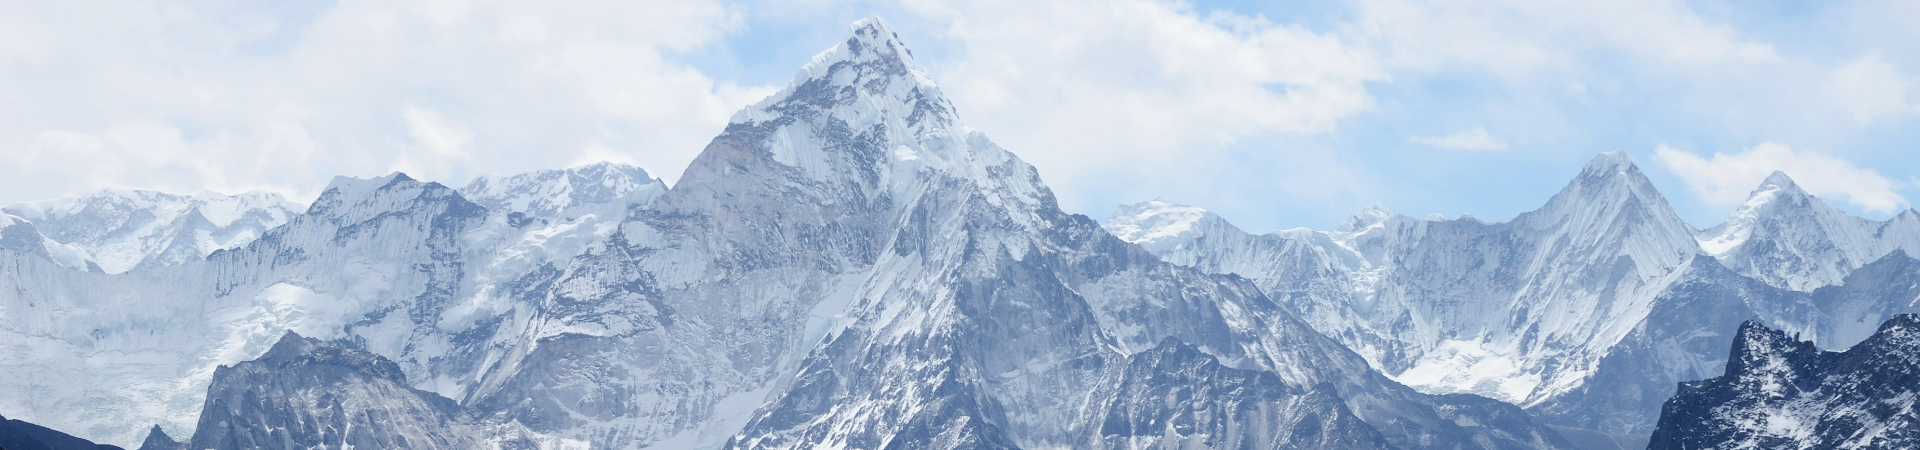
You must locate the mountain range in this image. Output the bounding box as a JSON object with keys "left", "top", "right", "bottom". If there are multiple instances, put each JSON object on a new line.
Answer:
{"left": 1, "top": 16, "right": 1916, "bottom": 450}
{"left": 1107, "top": 156, "right": 1920, "bottom": 435}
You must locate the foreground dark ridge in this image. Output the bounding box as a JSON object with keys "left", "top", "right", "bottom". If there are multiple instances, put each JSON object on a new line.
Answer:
{"left": 1647, "top": 314, "right": 1920, "bottom": 449}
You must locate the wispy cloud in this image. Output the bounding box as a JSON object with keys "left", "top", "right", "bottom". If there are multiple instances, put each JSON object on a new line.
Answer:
{"left": 1410, "top": 127, "right": 1507, "bottom": 151}
{"left": 1823, "top": 52, "right": 1918, "bottom": 125}
{"left": 1654, "top": 143, "right": 1910, "bottom": 215}
{"left": 0, "top": 0, "right": 773, "bottom": 204}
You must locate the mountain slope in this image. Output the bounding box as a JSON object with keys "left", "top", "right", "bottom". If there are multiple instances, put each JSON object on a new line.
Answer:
{"left": 185, "top": 332, "right": 495, "bottom": 449}
{"left": 1646, "top": 314, "right": 1920, "bottom": 449}
{"left": 1070, "top": 338, "right": 1393, "bottom": 450}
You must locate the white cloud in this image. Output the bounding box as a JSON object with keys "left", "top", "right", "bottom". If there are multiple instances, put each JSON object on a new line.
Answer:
{"left": 1654, "top": 143, "right": 1909, "bottom": 214}
{"left": 1410, "top": 127, "right": 1507, "bottom": 151}
{"left": 900, "top": 0, "right": 1387, "bottom": 212}
{"left": 402, "top": 105, "right": 474, "bottom": 158}
{"left": 0, "top": 0, "right": 772, "bottom": 205}
{"left": 1352, "top": 0, "right": 1779, "bottom": 74}
{"left": 1823, "top": 53, "right": 1916, "bottom": 124}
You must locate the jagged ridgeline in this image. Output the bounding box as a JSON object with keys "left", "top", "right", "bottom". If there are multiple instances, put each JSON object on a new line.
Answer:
{"left": 2, "top": 14, "right": 1916, "bottom": 450}
{"left": 1647, "top": 314, "right": 1920, "bottom": 449}
{"left": 0, "top": 16, "right": 1572, "bottom": 450}
{"left": 1109, "top": 157, "right": 1920, "bottom": 434}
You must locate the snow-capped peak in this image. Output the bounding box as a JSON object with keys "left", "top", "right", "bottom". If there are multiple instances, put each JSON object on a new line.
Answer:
{"left": 1104, "top": 200, "right": 1233, "bottom": 245}
{"left": 2, "top": 188, "right": 304, "bottom": 273}
{"left": 1517, "top": 152, "right": 1697, "bottom": 267}
{"left": 460, "top": 162, "right": 665, "bottom": 221}
{"left": 319, "top": 172, "right": 413, "bottom": 205}
{"left": 729, "top": 15, "right": 947, "bottom": 129}
{"left": 1694, "top": 169, "right": 1920, "bottom": 291}
{"left": 1760, "top": 170, "right": 1797, "bottom": 190}
{"left": 1338, "top": 204, "right": 1397, "bottom": 233}
{"left": 688, "top": 15, "right": 1039, "bottom": 219}
{"left": 1582, "top": 150, "right": 1634, "bottom": 175}
{"left": 1696, "top": 171, "right": 1812, "bottom": 256}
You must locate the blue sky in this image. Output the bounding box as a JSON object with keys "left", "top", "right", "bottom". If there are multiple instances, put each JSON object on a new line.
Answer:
{"left": 1, "top": 0, "right": 1917, "bottom": 232}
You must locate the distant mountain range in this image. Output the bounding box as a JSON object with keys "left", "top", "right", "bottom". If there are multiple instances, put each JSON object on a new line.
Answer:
{"left": 1, "top": 15, "right": 1915, "bottom": 450}
{"left": 1105, "top": 154, "right": 1920, "bottom": 434}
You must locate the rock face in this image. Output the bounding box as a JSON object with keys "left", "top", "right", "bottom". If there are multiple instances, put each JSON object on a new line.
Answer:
{"left": 185, "top": 332, "right": 488, "bottom": 450}
{"left": 1106, "top": 165, "right": 1920, "bottom": 434}
{"left": 1646, "top": 314, "right": 1920, "bottom": 450}
{"left": 1072, "top": 338, "right": 1393, "bottom": 450}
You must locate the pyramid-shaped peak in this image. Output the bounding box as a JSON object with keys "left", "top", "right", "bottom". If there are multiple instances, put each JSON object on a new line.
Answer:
{"left": 1760, "top": 170, "right": 1798, "bottom": 189}
{"left": 848, "top": 15, "right": 905, "bottom": 49}
{"left": 729, "top": 15, "right": 952, "bottom": 129}
{"left": 1338, "top": 203, "right": 1397, "bottom": 232}
{"left": 1581, "top": 151, "right": 1638, "bottom": 175}
{"left": 1744, "top": 170, "right": 1812, "bottom": 205}
{"left": 795, "top": 15, "right": 929, "bottom": 88}
{"left": 1557, "top": 151, "right": 1666, "bottom": 197}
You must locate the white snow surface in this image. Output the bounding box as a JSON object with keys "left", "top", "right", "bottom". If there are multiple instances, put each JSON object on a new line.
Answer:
{"left": 1695, "top": 171, "right": 1920, "bottom": 292}
{"left": 3, "top": 189, "right": 303, "bottom": 273}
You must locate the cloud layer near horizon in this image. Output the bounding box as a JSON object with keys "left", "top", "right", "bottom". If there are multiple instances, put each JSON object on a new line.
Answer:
{"left": 2, "top": 0, "right": 1919, "bottom": 230}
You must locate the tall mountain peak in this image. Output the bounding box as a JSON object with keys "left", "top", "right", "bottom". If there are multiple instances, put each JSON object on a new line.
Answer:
{"left": 1741, "top": 170, "right": 1814, "bottom": 212}
{"left": 1338, "top": 203, "right": 1397, "bottom": 233}
{"left": 729, "top": 15, "right": 949, "bottom": 130}
{"left": 1566, "top": 151, "right": 1656, "bottom": 193}
{"left": 1693, "top": 168, "right": 1920, "bottom": 292}
{"left": 1520, "top": 151, "right": 1695, "bottom": 258}
{"left": 680, "top": 15, "right": 1040, "bottom": 219}
{"left": 1759, "top": 170, "right": 1798, "bottom": 190}
{"left": 1581, "top": 150, "right": 1635, "bottom": 175}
